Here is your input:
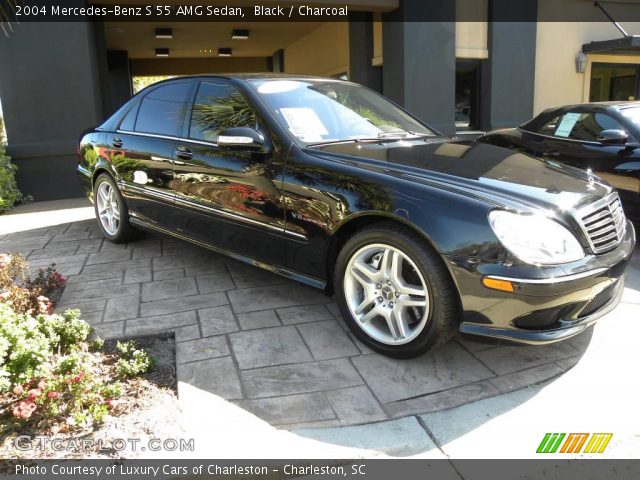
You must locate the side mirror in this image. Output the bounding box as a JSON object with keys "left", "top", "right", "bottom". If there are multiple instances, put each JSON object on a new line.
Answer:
{"left": 597, "top": 129, "right": 628, "bottom": 145}
{"left": 217, "top": 127, "right": 266, "bottom": 150}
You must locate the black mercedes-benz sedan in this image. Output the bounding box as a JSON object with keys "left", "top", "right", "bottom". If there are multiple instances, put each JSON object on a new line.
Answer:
{"left": 78, "top": 75, "right": 636, "bottom": 358}
{"left": 477, "top": 102, "right": 640, "bottom": 224}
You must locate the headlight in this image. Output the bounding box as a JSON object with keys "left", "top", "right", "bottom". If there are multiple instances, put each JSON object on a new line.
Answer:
{"left": 489, "top": 210, "right": 584, "bottom": 265}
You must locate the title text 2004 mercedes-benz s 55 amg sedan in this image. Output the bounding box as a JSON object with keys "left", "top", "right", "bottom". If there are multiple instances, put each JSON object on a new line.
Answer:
{"left": 78, "top": 75, "right": 636, "bottom": 358}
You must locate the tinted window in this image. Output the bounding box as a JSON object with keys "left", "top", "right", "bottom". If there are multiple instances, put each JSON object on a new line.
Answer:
{"left": 189, "top": 81, "right": 256, "bottom": 142}
{"left": 135, "top": 82, "right": 190, "bottom": 136}
{"left": 549, "top": 112, "right": 625, "bottom": 141}
{"left": 537, "top": 115, "right": 561, "bottom": 136}
{"left": 119, "top": 103, "right": 138, "bottom": 131}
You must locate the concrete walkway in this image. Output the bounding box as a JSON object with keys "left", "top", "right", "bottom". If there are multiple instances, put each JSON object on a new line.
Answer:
{"left": 1, "top": 199, "right": 638, "bottom": 460}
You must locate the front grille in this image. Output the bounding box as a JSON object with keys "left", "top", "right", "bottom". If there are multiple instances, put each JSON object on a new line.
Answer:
{"left": 578, "top": 193, "right": 626, "bottom": 254}
{"left": 578, "top": 281, "right": 618, "bottom": 318}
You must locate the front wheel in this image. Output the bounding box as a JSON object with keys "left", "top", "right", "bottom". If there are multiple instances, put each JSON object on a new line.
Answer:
{"left": 335, "top": 223, "right": 459, "bottom": 358}
{"left": 93, "top": 173, "right": 136, "bottom": 243}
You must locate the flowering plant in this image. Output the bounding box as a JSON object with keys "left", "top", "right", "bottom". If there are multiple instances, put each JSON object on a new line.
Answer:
{"left": 1, "top": 303, "right": 152, "bottom": 432}
{"left": 0, "top": 253, "right": 154, "bottom": 434}
{"left": 0, "top": 253, "right": 65, "bottom": 315}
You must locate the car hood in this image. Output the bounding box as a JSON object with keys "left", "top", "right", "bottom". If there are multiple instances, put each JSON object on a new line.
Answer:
{"left": 305, "top": 138, "right": 612, "bottom": 213}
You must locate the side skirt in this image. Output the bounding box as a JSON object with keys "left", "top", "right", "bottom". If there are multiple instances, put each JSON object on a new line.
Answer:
{"left": 129, "top": 216, "right": 327, "bottom": 291}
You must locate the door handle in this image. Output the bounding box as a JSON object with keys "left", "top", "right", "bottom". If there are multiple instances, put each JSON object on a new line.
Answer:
{"left": 112, "top": 137, "right": 123, "bottom": 148}
{"left": 176, "top": 146, "right": 193, "bottom": 160}
{"left": 545, "top": 149, "right": 561, "bottom": 157}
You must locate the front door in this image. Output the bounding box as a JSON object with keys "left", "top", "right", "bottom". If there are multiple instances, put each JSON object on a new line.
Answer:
{"left": 169, "top": 79, "right": 287, "bottom": 263}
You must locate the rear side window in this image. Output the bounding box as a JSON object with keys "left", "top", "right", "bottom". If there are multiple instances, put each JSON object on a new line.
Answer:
{"left": 189, "top": 81, "right": 256, "bottom": 142}
{"left": 134, "top": 82, "right": 191, "bottom": 136}
{"left": 119, "top": 103, "right": 138, "bottom": 131}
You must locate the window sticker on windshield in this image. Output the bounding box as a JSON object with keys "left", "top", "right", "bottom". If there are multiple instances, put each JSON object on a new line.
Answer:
{"left": 280, "top": 107, "right": 329, "bottom": 142}
{"left": 554, "top": 112, "right": 581, "bottom": 138}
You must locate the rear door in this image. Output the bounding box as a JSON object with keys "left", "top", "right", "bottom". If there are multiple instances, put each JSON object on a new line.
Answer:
{"left": 111, "top": 80, "right": 193, "bottom": 227}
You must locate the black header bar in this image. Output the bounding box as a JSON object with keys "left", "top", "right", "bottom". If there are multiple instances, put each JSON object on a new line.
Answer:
{"left": 3, "top": 0, "right": 640, "bottom": 22}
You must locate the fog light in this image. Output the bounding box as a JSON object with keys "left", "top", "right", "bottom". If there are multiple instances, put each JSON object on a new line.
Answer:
{"left": 482, "top": 277, "right": 514, "bottom": 293}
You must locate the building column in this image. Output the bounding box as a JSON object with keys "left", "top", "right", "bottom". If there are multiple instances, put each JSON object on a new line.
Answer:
{"left": 382, "top": 0, "right": 456, "bottom": 135}
{"left": 349, "top": 12, "right": 382, "bottom": 92}
{"left": 0, "top": 22, "right": 105, "bottom": 201}
{"left": 92, "top": 22, "right": 132, "bottom": 117}
{"left": 104, "top": 50, "right": 133, "bottom": 116}
{"left": 272, "top": 49, "right": 285, "bottom": 73}
{"left": 480, "top": 0, "right": 538, "bottom": 130}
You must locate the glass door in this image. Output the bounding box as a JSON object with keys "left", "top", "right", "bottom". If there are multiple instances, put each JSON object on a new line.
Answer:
{"left": 590, "top": 63, "right": 640, "bottom": 102}
{"left": 455, "top": 59, "right": 482, "bottom": 130}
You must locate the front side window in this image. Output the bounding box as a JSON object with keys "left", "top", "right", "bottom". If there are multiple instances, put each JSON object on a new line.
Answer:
{"left": 546, "top": 112, "right": 625, "bottom": 142}
{"left": 249, "top": 79, "right": 435, "bottom": 144}
{"left": 189, "top": 81, "right": 256, "bottom": 142}
{"left": 134, "top": 82, "right": 191, "bottom": 136}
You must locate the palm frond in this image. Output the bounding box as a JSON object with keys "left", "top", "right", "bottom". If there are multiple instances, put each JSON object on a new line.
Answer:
{"left": 191, "top": 93, "right": 256, "bottom": 139}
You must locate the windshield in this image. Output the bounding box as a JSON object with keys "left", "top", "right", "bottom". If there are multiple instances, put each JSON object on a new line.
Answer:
{"left": 620, "top": 106, "right": 640, "bottom": 130}
{"left": 249, "top": 79, "right": 435, "bottom": 145}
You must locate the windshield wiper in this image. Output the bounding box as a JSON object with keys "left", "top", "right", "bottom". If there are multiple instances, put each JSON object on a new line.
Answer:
{"left": 306, "top": 132, "right": 432, "bottom": 148}
{"left": 305, "top": 139, "right": 359, "bottom": 147}
{"left": 377, "top": 131, "right": 411, "bottom": 138}
{"left": 355, "top": 131, "right": 432, "bottom": 142}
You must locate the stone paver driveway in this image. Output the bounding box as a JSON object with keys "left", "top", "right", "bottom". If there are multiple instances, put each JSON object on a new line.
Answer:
{"left": 2, "top": 217, "right": 638, "bottom": 429}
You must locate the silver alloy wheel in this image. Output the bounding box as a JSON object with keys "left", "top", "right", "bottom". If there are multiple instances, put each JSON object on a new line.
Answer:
{"left": 96, "top": 181, "right": 120, "bottom": 236}
{"left": 343, "top": 243, "right": 430, "bottom": 345}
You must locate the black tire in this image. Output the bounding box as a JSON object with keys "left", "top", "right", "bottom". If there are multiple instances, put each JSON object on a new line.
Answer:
{"left": 334, "top": 222, "right": 459, "bottom": 358}
{"left": 93, "top": 173, "right": 137, "bottom": 243}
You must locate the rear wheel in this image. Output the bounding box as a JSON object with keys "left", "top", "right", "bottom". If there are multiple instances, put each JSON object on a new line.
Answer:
{"left": 93, "top": 173, "right": 136, "bottom": 243}
{"left": 335, "top": 223, "right": 459, "bottom": 358}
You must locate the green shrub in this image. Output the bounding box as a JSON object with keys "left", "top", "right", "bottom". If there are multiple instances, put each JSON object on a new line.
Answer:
{"left": 1, "top": 303, "right": 152, "bottom": 430}
{"left": 89, "top": 337, "right": 105, "bottom": 351}
{"left": 0, "top": 144, "right": 22, "bottom": 214}
{"left": 0, "top": 305, "right": 92, "bottom": 391}
{"left": 116, "top": 340, "right": 155, "bottom": 377}
{"left": 0, "top": 249, "right": 155, "bottom": 432}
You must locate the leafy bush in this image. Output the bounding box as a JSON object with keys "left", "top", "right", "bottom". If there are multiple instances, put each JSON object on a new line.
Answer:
{"left": 0, "top": 253, "right": 65, "bottom": 315}
{"left": 0, "top": 304, "right": 153, "bottom": 431}
{"left": 0, "top": 254, "right": 154, "bottom": 432}
{"left": 10, "top": 355, "right": 125, "bottom": 427}
{"left": 115, "top": 340, "right": 155, "bottom": 377}
{"left": 0, "top": 305, "right": 90, "bottom": 390}
{"left": 0, "top": 144, "right": 22, "bottom": 214}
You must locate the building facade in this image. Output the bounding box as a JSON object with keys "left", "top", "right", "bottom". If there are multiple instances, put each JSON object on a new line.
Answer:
{"left": 2, "top": 0, "right": 640, "bottom": 200}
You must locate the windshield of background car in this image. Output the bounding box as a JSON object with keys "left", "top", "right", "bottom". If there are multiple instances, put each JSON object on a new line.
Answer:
{"left": 249, "top": 79, "right": 435, "bottom": 144}
{"left": 620, "top": 106, "right": 640, "bottom": 131}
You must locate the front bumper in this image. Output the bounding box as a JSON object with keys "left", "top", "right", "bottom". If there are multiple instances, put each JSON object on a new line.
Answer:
{"left": 448, "top": 220, "right": 636, "bottom": 345}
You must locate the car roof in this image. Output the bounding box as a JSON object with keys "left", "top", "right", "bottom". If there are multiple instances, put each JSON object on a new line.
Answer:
{"left": 149, "top": 73, "right": 350, "bottom": 86}
{"left": 520, "top": 101, "right": 640, "bottom": 131}
{"left": 540, "top": 101, "right": 640, "bottom": 115}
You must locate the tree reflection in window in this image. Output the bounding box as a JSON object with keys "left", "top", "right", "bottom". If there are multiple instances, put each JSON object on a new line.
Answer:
{"left": 190, "top": 82, "right": 256, "bottom": 142}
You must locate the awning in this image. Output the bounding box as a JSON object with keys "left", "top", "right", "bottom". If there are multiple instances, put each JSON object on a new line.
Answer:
{"left": 582, "top": 36, "right": 640, "bottom": 55}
